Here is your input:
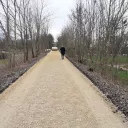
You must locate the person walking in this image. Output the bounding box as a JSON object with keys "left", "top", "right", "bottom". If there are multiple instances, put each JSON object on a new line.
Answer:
{"left": 60, "top": 46, "right": 66, "bottom": 59}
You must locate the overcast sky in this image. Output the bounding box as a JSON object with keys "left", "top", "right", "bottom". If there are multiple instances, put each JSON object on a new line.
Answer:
{"left": 48, "top": 0, "right": 75, "bottom": 41}
{"left": 0, "top": 0, "right": 75, "bottom": 41}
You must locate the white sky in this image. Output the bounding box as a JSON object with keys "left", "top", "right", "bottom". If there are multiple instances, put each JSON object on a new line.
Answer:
{"left": 0, "top": 0, "right": 75, "bottom": 41}
{"left": 48, "top": 0, "right": 75, "bottom": 41}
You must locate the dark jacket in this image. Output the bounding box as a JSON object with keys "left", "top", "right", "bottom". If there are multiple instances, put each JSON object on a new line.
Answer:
{"left": 60, "top": 47, "right": 66, "bottom": 55}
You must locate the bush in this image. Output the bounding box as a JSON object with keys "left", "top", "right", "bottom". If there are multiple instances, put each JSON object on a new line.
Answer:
{"left": 0, "top": 51, "right": 8, "bottom": 59}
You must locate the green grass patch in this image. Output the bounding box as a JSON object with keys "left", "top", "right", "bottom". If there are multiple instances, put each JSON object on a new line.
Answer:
{"left": 0, "top": 59, "right": 8, "bottom": 65}
{"left": 111, "top": 56, "right": 128, "bottom": 64}
{"left": 91, "top": 56, "right": 128, "bottom": 64}
{"left": 91, "top": 63, "right": 128, "bottom": 85}
{"left": 117, "top": 70, "right": 128, "bottom": 80}
{"left": 109, "top": 68, "right": 128, "bottom": 85}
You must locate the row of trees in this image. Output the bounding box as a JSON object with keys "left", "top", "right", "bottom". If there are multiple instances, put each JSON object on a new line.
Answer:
{"left": 58, "top": 0, "right": 128, "bottom": 77}
{"left": 0, "top": 0, "right": 53, "bottom": 68}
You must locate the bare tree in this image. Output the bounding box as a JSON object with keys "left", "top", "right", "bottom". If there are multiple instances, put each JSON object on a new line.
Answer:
{"left": 58, "top": 0, "right": 128, "bottom": 82}
{"left": 0, "top": 0, "right": 51, "bottom": 68}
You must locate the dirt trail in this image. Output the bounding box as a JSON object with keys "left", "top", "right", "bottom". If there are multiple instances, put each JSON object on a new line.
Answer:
{"left": 0, "top": 51, "right": 127, "bottom": 128}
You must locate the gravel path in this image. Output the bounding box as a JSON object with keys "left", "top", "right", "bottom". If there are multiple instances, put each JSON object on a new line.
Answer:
{"left": 0, "top": 51, "right": 127, "bottom": 128}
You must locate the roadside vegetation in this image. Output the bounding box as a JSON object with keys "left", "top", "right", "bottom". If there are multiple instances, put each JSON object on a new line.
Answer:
{"left": 58, "top": 0, "right": 128, "bottom": 85}
{"left": 0, "top": 0, "right": 53, "bottom": 79}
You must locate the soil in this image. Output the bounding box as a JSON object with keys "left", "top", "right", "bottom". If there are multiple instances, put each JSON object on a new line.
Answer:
{"left": 67, "top": 56, "right": 128, "bottom": 118}
{"left": 0, "top": 53, "right": 47, "bottom": 93}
